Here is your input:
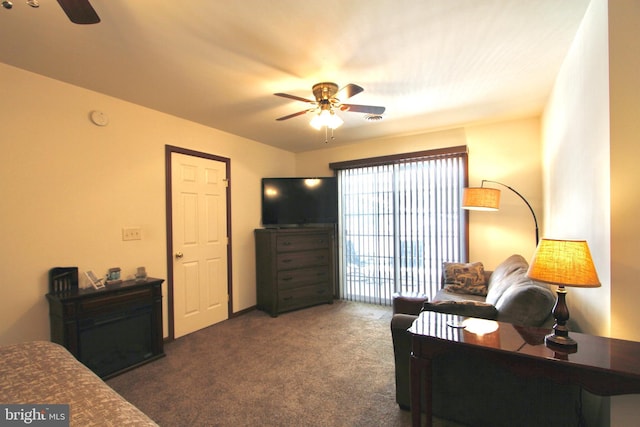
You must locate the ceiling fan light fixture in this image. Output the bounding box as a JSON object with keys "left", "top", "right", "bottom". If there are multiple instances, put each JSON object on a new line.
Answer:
{"left": 310, "top": 109, "right": 343, "bottom": 130}
{"left": 275, "top": 82, "right": 383, "bottom": 141}
{"left": 328, "top": 111, "right": 344, "bottom": 129}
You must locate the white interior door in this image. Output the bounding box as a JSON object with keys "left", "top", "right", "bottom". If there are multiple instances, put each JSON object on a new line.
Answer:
{"left": 171, "top": 152, "right": 229, "bottom": 338}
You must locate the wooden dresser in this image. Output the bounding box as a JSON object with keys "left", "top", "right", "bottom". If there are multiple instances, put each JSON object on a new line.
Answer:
{"left": 255, "top": 227, "right": 336, "bottom": 316}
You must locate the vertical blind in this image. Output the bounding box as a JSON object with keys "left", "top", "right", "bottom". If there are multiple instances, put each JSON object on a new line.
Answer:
{"left": 333, "top": 148, "right": 467, "bottom": 306}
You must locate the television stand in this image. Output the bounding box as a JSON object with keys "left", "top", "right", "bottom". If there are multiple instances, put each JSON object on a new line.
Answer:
{"left": 255, "top": 227, "right": 336, "bottom": 316}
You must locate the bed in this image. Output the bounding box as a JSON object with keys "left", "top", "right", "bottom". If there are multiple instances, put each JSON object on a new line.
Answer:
{"left": 0, "top": 341, "right": 157, "bottom": 426}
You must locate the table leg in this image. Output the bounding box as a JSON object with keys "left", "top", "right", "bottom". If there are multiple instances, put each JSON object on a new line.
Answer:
{"left": 410, "top": 354, "right": 433, "bottom": 427}
{"left": 424, "top": 357, "right": 432, "bottom": 427}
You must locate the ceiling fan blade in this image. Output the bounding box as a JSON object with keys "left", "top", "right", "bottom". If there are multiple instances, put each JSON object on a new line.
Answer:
{"left": 340, "top": 104, "right": 386, "bottom": 115}
{"left": 57, "top": 0, "right": 100, "bottom": 24}
{"left": 274, "top": 93, "right": 316, "bottom": 104}
{"left": 276, "top": 110, "right": 311, "bottom": 121}
{"left": 337, "top": 84, "right": 364, "bottom": 100}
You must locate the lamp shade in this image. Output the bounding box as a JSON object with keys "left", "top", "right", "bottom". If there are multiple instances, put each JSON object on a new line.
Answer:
{"left": 527, "top": 239, "right": 601, "bottom": 288}
{"left": 310, "top": 109, "right": 343, "bottom": 130}
{"left": 462, "top": 187, "right": 500, "bottom": 211}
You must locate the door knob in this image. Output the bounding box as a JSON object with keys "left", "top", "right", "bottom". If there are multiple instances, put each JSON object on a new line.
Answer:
{"left": 175, "top": 252, "right": 184, "bottom": 259}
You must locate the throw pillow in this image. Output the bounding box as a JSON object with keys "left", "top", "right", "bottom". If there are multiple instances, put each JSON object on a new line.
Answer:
{"left": 422, "top": 300, "right": 498, "bottom": 319}
{"left": 443, "top": 262, "right": 488, "bottom": 296}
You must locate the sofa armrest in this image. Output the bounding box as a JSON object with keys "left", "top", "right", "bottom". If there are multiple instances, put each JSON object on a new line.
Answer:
{"left": 495, "top": 283, "right": 555, "bottom": 326}
{"left": 390, "top": 313, "right": 418, "bottom": 332}
{"left": 392, "top": 293, "right": 428, "bottom": 315}
{"left": 390, "top": 313, "right": 419, "bottom": 409}
{"left": 422, "top": 300, "right": 498, "bottom": 320}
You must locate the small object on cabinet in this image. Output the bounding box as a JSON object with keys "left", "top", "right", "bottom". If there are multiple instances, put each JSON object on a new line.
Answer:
{"left": 107, "top": 267, "right": 121, "bottom": 281}
{"left": 135, "top": 266, "right": 147, "bottom": 281}
{"left": 105, "top": 267, "right": 122, "bottom": 286}
{"left": 85, "top": 270, "right": 104, "bottom": 289}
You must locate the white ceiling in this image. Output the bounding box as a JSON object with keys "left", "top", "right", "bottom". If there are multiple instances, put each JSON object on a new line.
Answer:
{"left": 0, "top": 0, "right": 589, "bottom": 152}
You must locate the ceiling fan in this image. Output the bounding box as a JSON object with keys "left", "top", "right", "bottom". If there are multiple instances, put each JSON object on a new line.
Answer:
{"left": 274, "top": 82, "right": 385, "bottom": 125}
{"left": 0, "top": 0, "right": 99, "bottom": 24}
{"left": 57, "top": 0, "right": 100, "bottom": 24}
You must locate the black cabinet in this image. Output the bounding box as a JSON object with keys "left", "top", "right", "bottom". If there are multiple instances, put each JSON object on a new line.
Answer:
{"left": 46, "top": 276, "right": 164, "bottom": 379}
{"left": 255, "top": 227, "right": 336, "bottom": 316}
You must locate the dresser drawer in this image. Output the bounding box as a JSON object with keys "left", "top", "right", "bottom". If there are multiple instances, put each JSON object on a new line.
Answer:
{"left": 278, "top": 283, "right": 332, "bottom": 311}
{"left": 277, "top": 233, "right": 330, "bottom": 252}
{"left": 278, "top": 266, "right": 330, "bottom": 290}
{"left": 276, "top": 249, "right": 329, "bottom": 270}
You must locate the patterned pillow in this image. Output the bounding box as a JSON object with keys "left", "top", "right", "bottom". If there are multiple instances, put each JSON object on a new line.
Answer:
{"left": 443, "top": 262, "right": 488, "bottom": 296}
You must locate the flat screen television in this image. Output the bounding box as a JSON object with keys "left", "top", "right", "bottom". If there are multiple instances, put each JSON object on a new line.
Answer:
{"left": 261, "top": 177, "right": 338, "bottom": 226}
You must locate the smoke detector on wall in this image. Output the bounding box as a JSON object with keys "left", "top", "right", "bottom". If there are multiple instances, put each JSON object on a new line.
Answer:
{"left": 90, "top": 110, "right": 109, "bottom": 126}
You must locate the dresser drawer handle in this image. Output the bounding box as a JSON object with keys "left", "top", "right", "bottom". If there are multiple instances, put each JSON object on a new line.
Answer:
{"left": 282, "top": 259, "right": 293, "bottom": 263}
{"left": 282, "top": 241, "right": 292, "bottom": 246}
{"left": 283, "top": 296, "right": 293, "bottom": 301}
{"left": 281, "top": 277, "right": 293, "bottom": 281}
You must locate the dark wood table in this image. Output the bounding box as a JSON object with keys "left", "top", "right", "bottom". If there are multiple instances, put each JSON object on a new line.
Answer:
{"left": 408, "top": 311, "right": 640, "bottom": 427}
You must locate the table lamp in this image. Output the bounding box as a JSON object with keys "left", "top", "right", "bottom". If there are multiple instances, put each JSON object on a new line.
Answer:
{"left": 526, "top": 239, "right": 601, "bottom": 351}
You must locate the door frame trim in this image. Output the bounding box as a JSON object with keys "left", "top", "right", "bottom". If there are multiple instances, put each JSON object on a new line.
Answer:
{"left": 165, "top": 145, "right": 233, "bottom": 341}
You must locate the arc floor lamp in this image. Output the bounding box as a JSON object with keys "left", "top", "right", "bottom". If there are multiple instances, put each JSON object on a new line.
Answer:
{"left": 462, "top": 179, "right": 539, "bottom": 246}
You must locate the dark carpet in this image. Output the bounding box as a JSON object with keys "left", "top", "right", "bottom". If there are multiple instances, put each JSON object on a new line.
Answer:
{"left": 107, "top": 300, "right": 456, "bottom": 427}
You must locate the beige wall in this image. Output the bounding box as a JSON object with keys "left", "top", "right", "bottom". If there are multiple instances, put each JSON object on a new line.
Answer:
{"left": 294, "top": 127, "right": 468, "bottom": 177}
{"left": 543, "top": 0, "right": 640, "bottom": 424}
{"left": 542, "top": 0, "right": 610, "bottom": 338}
{"left": 608, "top": 0, "right": 640, "bottom": 342}
{"left": 608, "top": 0, "right": 640, "bottom": 424}
{"left": 296, "top": 118, "right": 542, "bottom": 269}
{"left": 0, "top": 63, "right": 295, "bottom": 345}
{"left": 464, "top": 118, "right": 542, "bottom": 267}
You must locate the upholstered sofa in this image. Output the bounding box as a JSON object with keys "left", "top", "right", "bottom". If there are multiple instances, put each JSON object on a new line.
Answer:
{"left": 390, "top": 254, "right": 599, "bottom": 426}
{"left": 425, "top": 254, "right": 555, "bottom": 326}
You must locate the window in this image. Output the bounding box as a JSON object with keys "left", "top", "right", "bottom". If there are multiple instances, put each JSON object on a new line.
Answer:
{"left": 330, "top": 146, "right": 468, "bottom": 305}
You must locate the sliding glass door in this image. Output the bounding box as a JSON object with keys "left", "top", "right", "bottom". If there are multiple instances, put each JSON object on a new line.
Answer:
{"left": 333, "top": 148, "right": 467, "bottom": 306}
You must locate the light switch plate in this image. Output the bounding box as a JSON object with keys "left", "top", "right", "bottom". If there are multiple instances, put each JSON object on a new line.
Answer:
{"left": 122, "top": 227, "right": 142, "bottom": 241}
